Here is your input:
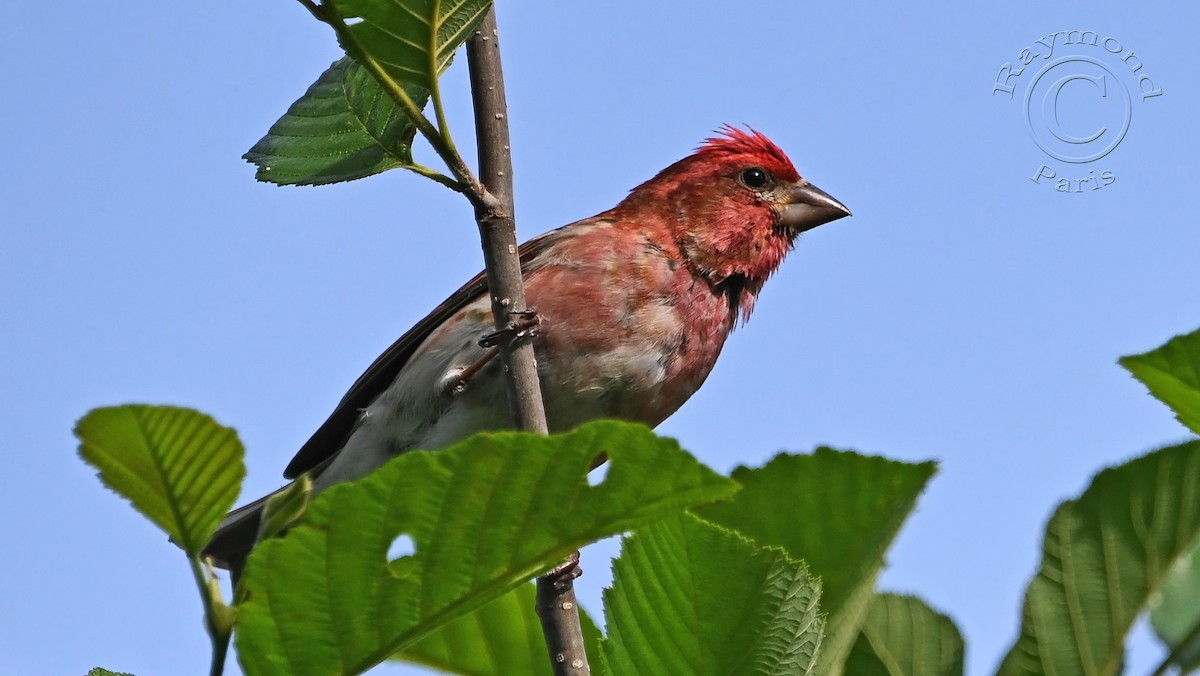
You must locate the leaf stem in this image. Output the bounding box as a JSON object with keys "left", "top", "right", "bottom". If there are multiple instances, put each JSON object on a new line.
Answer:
{"left": 190, "top": 555, "right": 233, "bottom": 676}
{"left": 405, "top": 163, "right": 466, "bottom": 193}
{"left": 427, "top": 0, "right": 460, "bottom": 165}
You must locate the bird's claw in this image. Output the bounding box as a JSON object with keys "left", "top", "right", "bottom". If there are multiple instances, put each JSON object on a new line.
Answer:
{"left": 478, "top": 308, "right": 541, "bottom": 348}
{"left": 544, "top": 550, "right": 582, "bottom": 589}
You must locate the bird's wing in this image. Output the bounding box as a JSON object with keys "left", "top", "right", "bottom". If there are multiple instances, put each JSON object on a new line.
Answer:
{"left": 282, "top": 225, "right": 571, "bottom": 478}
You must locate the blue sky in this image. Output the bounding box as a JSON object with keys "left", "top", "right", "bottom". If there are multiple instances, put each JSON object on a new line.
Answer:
{"left": 3, "top": 2, "right": 1198, "bottom": 674}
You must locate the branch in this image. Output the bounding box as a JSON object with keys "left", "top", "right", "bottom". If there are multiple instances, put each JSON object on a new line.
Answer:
{"left": 293, "top": 0, "right": 325, "bottom": 23}
{"left": 295, "top": 1, "right": 587, "bottom": 670}
{"left": 467, "top": 8, "right": 589, "bottom": 674}
{"left": 536, "top": 553, "right": 590, "bottom": 674}
{"left": 465, "top": 7, "right": 549, "bottom": 435}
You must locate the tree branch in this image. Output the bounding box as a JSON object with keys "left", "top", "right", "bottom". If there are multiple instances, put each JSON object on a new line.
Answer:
{"left": 535, "top": 553, "right": 590, "bottom": 674}
{"left": 465, "top": 8, "right": 549, "bottom": 435}
{"left": 295, "top": 1, "right": 588, "bottom": 670}
{"left": 466, "top": 8, "right": 589, "bottom": 674}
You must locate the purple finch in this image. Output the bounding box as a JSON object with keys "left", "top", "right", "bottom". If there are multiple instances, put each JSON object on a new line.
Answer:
{"left": 205, "top": 127, "right": 849, "bottom": 566}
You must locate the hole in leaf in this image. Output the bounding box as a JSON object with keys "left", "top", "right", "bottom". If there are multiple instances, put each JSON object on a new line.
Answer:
{"left": 344, "top": 16, "right": 364, "bottom": 25}
{"left": 388, "top": 533, "right": 416, "bottom": 559}
{"left": 386, "top": 533, "right": 419, "bottom": 579}
{"left": 586, "top": 453, "right": 610, "bottom": 487}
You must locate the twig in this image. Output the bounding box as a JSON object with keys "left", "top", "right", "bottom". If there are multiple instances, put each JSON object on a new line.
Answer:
{"left": 536, "top": 553, "right": 590, "bottom": 674}
{"left": 466, "top": 8, "right": 589, "bottom": 675}
{"left": 293, "top": 0, "right": 325, "bottom": 22}
{"left": 465, "top": 7, "right": 549, "bottom": 435}
{"left": 295, "top": 0, "right": 586, "bottom": 670}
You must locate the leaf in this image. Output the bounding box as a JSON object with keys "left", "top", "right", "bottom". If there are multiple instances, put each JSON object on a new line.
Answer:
{"left": 392, "top": 582, "right": 603, "bottom": 675}
{"left": 88, "top": 669, "right": 135, "bottom": 676}
{"left": 235, "top": 421, "right": 735, "bottom": 676}
{"left": 695, "top": 449, "right": 936, "bottom": 673}
{"left": 76, "top": 405, "right": 244, "bottom": 555}
{"left": 1149, "top": 536, "right": 1200, "bottom": 672}
{"left": 244, "top": 57, "right": 428, "bottom": 186}
{"left": 843, "top": 593, "right": 964, "bottom": 676}
{"left": 1121, "top": 328, "right": 1200, "bottom": 436}
{"left": 997, "top": 441, "right": 1200, "bottom": 676}
{"left": 332, "top": 0, "right": 492, "bottom": 90}
{"left": 246, "top": 1, "right": 491, "bottom": 185}
{"left": 599, "top": 513, "right": 824, "bottom": 675}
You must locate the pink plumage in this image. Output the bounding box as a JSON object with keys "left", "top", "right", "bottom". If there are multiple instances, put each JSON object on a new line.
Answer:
{"left": 204, "top": 128, "right": 850, "bottom": 567}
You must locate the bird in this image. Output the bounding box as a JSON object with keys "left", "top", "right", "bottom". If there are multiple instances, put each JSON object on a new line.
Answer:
{"left": 203, "top": 126, "right": 850, "bottom": 569}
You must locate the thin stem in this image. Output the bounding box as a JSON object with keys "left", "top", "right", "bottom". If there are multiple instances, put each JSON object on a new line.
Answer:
{"left": 427, "top": 0, "right": 459, "bottom": 160}
{"left": 190, "top": 555, "right": 232, "bottom": 676}
{"left": 293, "top": 0, "right": 325, "bottom": 22}
{"left": 405, "top": 163, "right": 466, "bottom": 193}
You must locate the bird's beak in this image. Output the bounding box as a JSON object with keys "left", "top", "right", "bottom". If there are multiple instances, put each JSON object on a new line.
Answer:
{"left": 778, "top": 181, "right": 851, "bottom": 233}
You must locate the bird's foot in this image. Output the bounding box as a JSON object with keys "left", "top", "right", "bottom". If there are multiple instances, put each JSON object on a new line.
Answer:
{"left": 442, "top": 309, "right": 542, "bottom": 397}
{"left": 440, "top": 346, "right": 500, "bottom": 397}
{"left": 478, "top": 308, "right": 541, "bottom": 348}
{"left": 542, "top": 550, "right": 583, "bottom": 589}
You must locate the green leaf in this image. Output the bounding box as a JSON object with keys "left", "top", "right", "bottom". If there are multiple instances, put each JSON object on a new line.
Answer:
{"left": 246, "top": 0, "right": 491, "bottom": 185}
{"left": 1149, "top": 536, "right": 1200, "bottom": 672}
{"left": 235, "top": 420, "right": 735, "bottom": 676}
{"left": 843, "top": 593, "right": 964, "bottom": 676}
{"left": 600, "top": 513, "right": 824, "bottom": 675}
{"left": 244, "top": 57, "right": 428, "bottom": 186}
{"left": 332, "top": 0, "right": 492, "bottom": 90}
{"left": 76, "top": 405, "right": 244, "bottom": 555}
{"left": 88, "top": 669, "right": 135, "bottom": 676}
{"left": 1121, "top": 328, "right": 1200, "bottom": 436}
{"left": 695, "top": 449, "right": 936, "bottom": 673}
{"left": 997, "top": 441, "right": 1200, "bottom": 676}
{"left": 392, "top": 582, "right": 603, "bottom": 675}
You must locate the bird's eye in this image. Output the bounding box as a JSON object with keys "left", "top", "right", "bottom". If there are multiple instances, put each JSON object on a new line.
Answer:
{"left": 740, "top": 167, "right": 770, "bottom": 190}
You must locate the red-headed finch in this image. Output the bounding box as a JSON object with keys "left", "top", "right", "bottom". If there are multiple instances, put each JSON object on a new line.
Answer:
{"left": 205, "top": 127, "right": 849, "bottom": 566}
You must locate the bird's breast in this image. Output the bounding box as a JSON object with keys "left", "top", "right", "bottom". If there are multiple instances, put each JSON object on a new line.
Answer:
{"left": 527, "top": 240, "right": 736, "bottom": 429}
{"left": 339, "top": 226, "right": 741, "bottom": 480}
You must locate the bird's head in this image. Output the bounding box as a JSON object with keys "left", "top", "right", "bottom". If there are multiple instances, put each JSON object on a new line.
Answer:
{"left": 616, "top": 126, "right": 850, "bottom": 294}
